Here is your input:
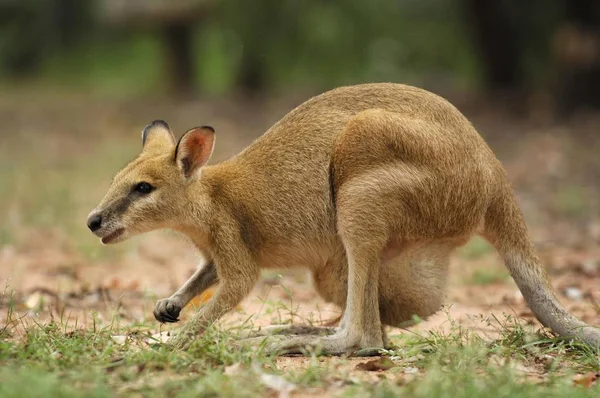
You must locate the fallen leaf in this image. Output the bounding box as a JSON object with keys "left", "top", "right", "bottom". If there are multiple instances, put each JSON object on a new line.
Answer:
{"left": 252, "top": 361, "right": 296, "bottom": 398}
{"left": 111, "top": 335, "right": 128, "bottom": 345}
{"left": 564, "top": 287, "right": 583, "bottom": 301}
{"left": 143, "top": 331, "right": 171, "bottom": 345}
{"left": 355, "top": 358, "right": 396, "bottom": 372}
{"left": 106, "top": 277, "right": 121, "bottom": 290}
{"left": 25, "top": 291, "right": 55, "bottom": 310}
{"left": 573, "top": 372, "right": 600, "bottom": 388}
{"left": 224, "top": 362, "right": 244, "bottom": 376}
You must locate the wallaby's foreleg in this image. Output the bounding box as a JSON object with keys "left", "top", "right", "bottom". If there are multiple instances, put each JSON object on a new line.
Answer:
{"left": 154, "top": 261, "right": 218, "bottom": 323}
{"left": 169, "top": 256, "right": 260, "bottom": 349}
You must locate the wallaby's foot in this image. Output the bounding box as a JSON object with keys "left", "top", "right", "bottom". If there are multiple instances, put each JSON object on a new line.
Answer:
{"left": 237, "top": 324, "right": 336, "bottom": 339}
{"left": 153, "top": 297, "right": 183, "bottom": 323}
{"left": 235, "top": 325, "right": 336, "bottom": 350}
{"left": 257, "top": 328, "right": 385, "bottom": 356}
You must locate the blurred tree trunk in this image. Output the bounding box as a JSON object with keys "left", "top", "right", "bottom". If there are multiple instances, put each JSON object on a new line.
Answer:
{"left": 100, "top": 0, "right": 216, "bottom": 97}
{"left": 227, "top": 0, "right": 280, "bottom": 96}
{"left": 238, "top": 48, "right": 267, "bottom": 95}
{"left": 162, "top": 22, "right": 195, "bottom": 97}
{"left": 53, "top": 0, "right": 92, "bottom": 48}
{"left": 463, "top": 0, "right": 523, "bottom": 92}
{"left": 554, "top": 0, "right": 600, "bottom": 115}
{"left": 0, "top": 1, "right": 50, "bottom": 77}
{"left": 0, "top": 0, "right": 92, "bottom": 77}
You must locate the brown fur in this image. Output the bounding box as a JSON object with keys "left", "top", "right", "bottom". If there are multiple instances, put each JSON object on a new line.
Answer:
{"left": 88, "top": 83, "right": 600, "bottom": 354}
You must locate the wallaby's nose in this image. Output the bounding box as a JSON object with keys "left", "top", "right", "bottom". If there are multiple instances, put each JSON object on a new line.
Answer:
{"left": 87, "top": 214, "right": 102, "bottom": 232}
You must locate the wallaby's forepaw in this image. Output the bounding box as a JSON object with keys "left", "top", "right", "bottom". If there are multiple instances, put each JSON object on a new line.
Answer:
{"left": 154, "top": 298, "right": 182, "bottom": 323}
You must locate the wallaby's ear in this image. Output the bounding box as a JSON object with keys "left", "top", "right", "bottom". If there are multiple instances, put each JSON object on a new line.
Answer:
{"left": 142, "top": 120, "right": 176, "bottom": 153}
{"left": 175, "top": 126, "right": 216, "bottom": 179}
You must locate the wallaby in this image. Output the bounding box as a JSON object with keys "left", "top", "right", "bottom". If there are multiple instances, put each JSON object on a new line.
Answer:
{"left": 87, "top": 83, "right": 600, "bottom": 354}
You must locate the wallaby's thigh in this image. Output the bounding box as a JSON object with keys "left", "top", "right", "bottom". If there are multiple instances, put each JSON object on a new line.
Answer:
{"left": 331, "top": 109, "right": 488, "bottom": 242}
{"left": 322, "top": 109, "right": 478, "bottom": 328}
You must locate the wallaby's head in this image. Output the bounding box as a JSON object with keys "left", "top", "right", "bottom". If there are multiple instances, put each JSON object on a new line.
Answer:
{"left": 87, "top": 120, "right": 215, "bottom": 244}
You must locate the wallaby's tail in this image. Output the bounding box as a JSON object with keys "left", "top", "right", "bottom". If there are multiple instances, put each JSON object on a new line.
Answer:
{"left": 484, "top": 185, "right": 600, "bottom": 347}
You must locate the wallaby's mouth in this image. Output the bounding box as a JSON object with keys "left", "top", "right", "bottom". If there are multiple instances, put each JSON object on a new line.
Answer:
{"left": 101, "top": 228, "right": 125, "bottom": 244}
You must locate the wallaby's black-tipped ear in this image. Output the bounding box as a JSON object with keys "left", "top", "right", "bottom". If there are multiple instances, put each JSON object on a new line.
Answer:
{"left": 142, "top": 120, "right": 176, "bottom": 152}
{"left": 175, "top": 126, "right": 216, "bottom": 179}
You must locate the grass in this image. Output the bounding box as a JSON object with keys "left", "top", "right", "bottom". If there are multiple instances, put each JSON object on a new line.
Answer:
{"left": 1, "top": 295, "right": 599, "bottom": 397}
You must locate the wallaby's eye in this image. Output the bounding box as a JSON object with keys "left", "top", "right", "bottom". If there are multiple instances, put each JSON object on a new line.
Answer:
{"left": 134, "top": 182, "right": 154, "bottom": 194}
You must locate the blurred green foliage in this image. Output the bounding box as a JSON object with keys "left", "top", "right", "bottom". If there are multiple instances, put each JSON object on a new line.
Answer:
{"left": 0, "top": 0, "right": 482, "bottom": 95}
{"left": 1, "top": 0, "right": 595, "bottom": 105}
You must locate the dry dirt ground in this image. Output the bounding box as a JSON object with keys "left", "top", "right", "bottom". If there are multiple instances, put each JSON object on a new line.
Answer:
{"left": 1, "top": 90, "right": 599, "bottom": 393}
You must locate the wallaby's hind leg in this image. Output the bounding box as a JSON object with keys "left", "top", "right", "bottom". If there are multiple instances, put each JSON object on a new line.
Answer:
{"left": 262, "top": 175, "right": 406, "bottom": 354}
{"left": 235, "top": 325, "right": 336, "bottom": 351}
{"left": 298, "top": 176, "right": 396, "bottom": 354}
{"left": 259, "top": 184, "right": 393, "bottom": 355}
{"left": 237, "top": 238, "right": 384, "bottom": 354}
{"left": 263, "top": 110, "right": 481, "bottom": 356}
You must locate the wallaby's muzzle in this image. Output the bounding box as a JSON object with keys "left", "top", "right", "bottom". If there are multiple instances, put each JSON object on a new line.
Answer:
{"left": 86, "top": 208, "right": 127, "bottom": 244}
